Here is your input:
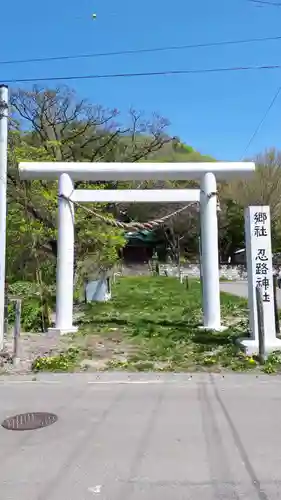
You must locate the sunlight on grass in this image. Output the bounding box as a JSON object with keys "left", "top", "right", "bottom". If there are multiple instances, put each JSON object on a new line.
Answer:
{"left": 76, "top": 277, "right": 256, "bottom": 372}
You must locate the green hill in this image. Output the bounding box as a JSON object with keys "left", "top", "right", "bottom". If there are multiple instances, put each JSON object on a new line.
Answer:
{"left": 119, "top": 134, "right": 215, "bottom": 163}
{"left": 150, "top": 141, "right": 215, "bottom": 162}
{"left": 122, "top": 135, "right": 215, "bottom": 163}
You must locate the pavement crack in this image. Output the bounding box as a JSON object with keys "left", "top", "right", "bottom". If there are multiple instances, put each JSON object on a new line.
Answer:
{"left": 117, "top": 384, "right": 166, "bottom": 500}
{"left": 198, "top": 379, "right": 240, "bottom": 499}
{"left": 37, "top": 384, "right": 126, "bottom": 500}
{"left": 210, "top": 373, "right": 269, "bottom": 500}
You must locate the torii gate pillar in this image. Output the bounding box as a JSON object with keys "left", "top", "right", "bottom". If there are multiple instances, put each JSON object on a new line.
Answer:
{"left": 55, "top": 173, "right": 77, "bottom": 334}
{"left": 19, "top": 162, "right": 255, "bottom": 334}
{"left": 200, "top": 172, "right": 221, "bottom": 329}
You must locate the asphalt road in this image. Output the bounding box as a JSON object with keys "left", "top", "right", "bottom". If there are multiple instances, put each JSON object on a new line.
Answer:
{"left": 1, "top": 372, "right": 281, "bottom": 499}
{"left": 220, "top": 280, "right": 281, "bottom": 308}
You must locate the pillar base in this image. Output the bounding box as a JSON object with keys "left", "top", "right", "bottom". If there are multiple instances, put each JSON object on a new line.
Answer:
{"left": 199, "top": 325, "right": 228, "bottom": 332}
{"left": 240, "top": 337, "right": 281, "bottom": 356}
{"left": 48, "top": 326, "right": 78, "bottom": 336}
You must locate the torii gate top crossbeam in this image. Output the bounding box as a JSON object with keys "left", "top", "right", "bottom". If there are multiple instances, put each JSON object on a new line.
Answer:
{"left": 19, "top": 162, "right": 255, "bottom": 181}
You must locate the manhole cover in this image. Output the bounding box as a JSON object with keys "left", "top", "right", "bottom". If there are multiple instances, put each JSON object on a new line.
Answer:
{"left": 1, "top": 412, "right": 58, "bottom": 431}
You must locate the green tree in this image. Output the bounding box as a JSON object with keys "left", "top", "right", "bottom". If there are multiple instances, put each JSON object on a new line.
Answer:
{"left": 7, "top": 85, "right": 172, "bottom": 283}
{"left": 220, "top": 148, "right": 281, "bottom": 257}
{"left": 7, "top": 130, "right": 126, "bottom": 283}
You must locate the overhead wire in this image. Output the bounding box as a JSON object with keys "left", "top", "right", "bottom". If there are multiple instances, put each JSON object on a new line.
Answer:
{"left": 4, "top": 24, "right": 281, "bottom": 163}
{"left": 240, "top": 85, "right": 281, "bottom": 159}
{"left": 248, "top": 0, "right": 281, "bottom": 6}
{"left": 1, "top": 34, "right": 281, "bottom": 66}
{"left": 4, "top": 63, "right": 281, "bottom": 84}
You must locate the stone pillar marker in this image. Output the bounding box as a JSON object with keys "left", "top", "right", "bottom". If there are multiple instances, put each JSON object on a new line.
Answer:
{"left": 242, "top": 205, "right": 281, "bottom": 355}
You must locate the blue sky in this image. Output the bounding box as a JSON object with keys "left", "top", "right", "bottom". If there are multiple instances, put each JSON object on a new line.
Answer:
{"left": 2, "top": 0, "right": 281, "bottom": 160}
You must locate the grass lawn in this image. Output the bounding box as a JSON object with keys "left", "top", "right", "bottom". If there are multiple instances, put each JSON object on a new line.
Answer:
{"left": 82, "top": 276, "right": 253, "bottom": 372}
{"left": 32, "top": 276, "right": 278, "bottom": 373}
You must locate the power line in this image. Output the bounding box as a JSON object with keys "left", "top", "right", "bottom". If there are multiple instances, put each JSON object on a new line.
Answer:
{"left": 1, "top": 34, "right": 281, "bottom": 66}
{"left": 4, "top": 63, "right": 281, "bottom": 84}
{"left": 241, "top": 85, "right": 281, "bottom": 159}
{"left": 248, "top": 0, "right": 281, "bottom": 6}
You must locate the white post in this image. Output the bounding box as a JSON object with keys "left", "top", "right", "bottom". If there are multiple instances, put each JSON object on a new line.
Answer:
{"left": 200, "top": 172, "right": 221, "bottom": 330}
{"left": 48, "top": 173, "right": 77, "bottom": 335}
{"left": 242, "top": 206, "right": 281, "bottom": 355}
{"left": 0, "top": 85, "right": 8, "bottom": 350}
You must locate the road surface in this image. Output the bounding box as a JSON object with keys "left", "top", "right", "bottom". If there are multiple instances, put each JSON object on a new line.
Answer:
{"left": 1, "top": 372, "right": 281, "bottom": 499}
{"left": 221, "top": 280, "right": 281, "bottom": 308}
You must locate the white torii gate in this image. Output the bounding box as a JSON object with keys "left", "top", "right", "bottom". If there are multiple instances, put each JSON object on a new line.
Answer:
{"left": 19, "top": 161, "right": 255, "bottom": 334}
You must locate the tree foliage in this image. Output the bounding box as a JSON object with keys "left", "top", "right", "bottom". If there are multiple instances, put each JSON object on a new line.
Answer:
{"left": 7, "top": 85, "right": 171, "bottom": 283}
{"left": 7, "top": 84, "right": 281, "bottom": 285}
{"left": 219, "top": 148, "right": 281, "bottom": 259}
